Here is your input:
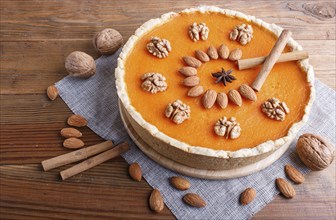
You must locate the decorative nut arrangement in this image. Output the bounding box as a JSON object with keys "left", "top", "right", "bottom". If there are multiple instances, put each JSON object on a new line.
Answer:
{"left": 188, "top": 22, "right": 209, "bottom": 42}
{"left": 164, "top": 100, "right": 191, "bottom": 124}
{"left": 238, "top": 84, "right": 257, "bottom": 101}
{"left": 179, "top": 66, "right": 197, "bottom": 76}
{"left": 187, "top": 85, "right": 204, "bottom": 97}
{"left": 202, "top": 90, "right": 217, "bottom": 109}
{"left": 228, "top": 89, "right": 243, "bottom": 107}
{"left": 214, "top": 117, "right": 241, "bottom": 139}
{"left": 178, "top": 44, "right": 251, "bottom": 110}
{"left": 296, "top": 133, "right": 335, "bottom": 171}
{"left": 228, "top": 48, "right": 242, "bottom": 61}
{"left": 229, "top": 23, "right": 253, "bottom": 45}
{"left": 93, "top": 28, "right": 123, "bottom": 55}
{"left": 147, "top": 36, "right": 172, "bottom": 58}
{"left": 141, "top": 72, "right": 167, "bottom": 93}
{"left": 183, "top": 75, "right": 200, "bottom": 87}
{"left": 218, "top": 44, "right": 230, "bottom": 59}
{"left": 183, "top": 56, "right": 202, "bottom": 68}
{"left": 207, "top": 46, "right": 218, "bottom": 59}
{"left": 216, "top": 93, "right": 228, "bottom": 109}
{"left": 195, "top": 50, "right": 210, "bottom": 62}
{"left": 261, "top": 98, "right": 290, "bottom": 121}
{"left": 65, "top": 51, "right": 96, "bottom": 78}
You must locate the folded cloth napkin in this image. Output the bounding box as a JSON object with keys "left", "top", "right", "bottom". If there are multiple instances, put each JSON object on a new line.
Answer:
{"left": 55, "top": 50, "right": 335, "bottom": 220}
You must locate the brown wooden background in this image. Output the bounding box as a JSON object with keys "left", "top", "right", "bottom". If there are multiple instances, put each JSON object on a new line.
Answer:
{"left": 0, "top": 0, "right": 335, "bottom": 219}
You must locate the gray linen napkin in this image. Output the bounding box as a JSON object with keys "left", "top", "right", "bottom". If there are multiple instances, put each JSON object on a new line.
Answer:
{"left": 55, "top": 50, "right": 335, "bottom": 220}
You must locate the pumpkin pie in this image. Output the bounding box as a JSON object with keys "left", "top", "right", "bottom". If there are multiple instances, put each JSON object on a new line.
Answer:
{"left": 115, "top": 6, "right": 315, "bottom": 170}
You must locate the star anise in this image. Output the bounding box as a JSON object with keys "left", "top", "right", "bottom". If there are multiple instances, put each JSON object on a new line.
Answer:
{"left": 211, "top": 68, "right": 236, "bottom": 86}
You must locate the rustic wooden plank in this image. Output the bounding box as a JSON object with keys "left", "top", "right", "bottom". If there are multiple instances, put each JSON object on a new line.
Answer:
{"left": 0, "top": 40, "right": 99, "bottom": 95}
{"left": 0, "top": 0, "right": 335, "bottom": 41}
{"left": 0, "top": 164, "right": 334, "bottom": 219}
{"left": 0, "top": 94, "right": 71, "bottom": 125}
{"left": 1, "top": 40, "right": 335, "bottom": 95}
{"left": 0, "top": 123, "right": 107, "bottom": 165}
{"left": 255, "top": 164, "right": 335, "bottom": 219}
{"left": 0, "top": 164, "right": 174, "bottom": 219}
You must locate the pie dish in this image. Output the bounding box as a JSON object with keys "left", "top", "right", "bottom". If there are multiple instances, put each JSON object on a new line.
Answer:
{"left": 115, "top": 6, "right": 315, "bottom": 170}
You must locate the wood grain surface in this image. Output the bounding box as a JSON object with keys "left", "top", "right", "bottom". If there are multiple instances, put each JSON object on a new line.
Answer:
{"left": 0, "top": 0, "right": 335, "bottom": 219}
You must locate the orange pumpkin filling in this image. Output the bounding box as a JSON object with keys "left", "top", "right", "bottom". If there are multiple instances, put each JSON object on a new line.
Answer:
{"left": 124, "top": 11, "right": 311, "bottom": 151}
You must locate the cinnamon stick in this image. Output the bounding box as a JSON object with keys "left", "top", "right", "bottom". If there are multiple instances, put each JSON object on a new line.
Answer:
{"left": 41, "top": 140, "right": 114, "bottom": 171}
{"left": 238, "top": 51, "right": 308, "bottom": 70}
{"left": 251, "top": 30, "right": 292, "bottom": 91}
{"left": 60, "top": 141, "right": 129, "bottom": 180}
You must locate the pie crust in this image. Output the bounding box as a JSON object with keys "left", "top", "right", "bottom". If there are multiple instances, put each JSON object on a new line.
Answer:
{"left": 115, "top": 6, "right": 315, "bottom": 170}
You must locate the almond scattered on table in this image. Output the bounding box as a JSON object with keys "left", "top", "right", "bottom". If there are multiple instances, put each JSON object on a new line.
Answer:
{"left": 63, "top": 137, "right": 85, "bottom": 149}
{"left": 276, "top": 178, "right": 296, "bottom": 199}
{"left": 169, "top": 176, "right": 191, "bottom": 191}
{"left": 129, "top": 162, "right": 142, "bottom": 182}
{"left": 60, "top": 127, "right": 82, "bottom": 138}
{"left": 183, "top": 193, "right": 206, "bottom": 208}
{"left": 47, "top": 85, "right": 58, "bottom": 101}
{"left": 240, "top": 188, "right": 256, "bottom": 205}
{"left": 285, "top": 164, "right": 305, "bottom": 184}
{"left": 67, "top": 114, "right": 88, "bottom": 127}
{"left": 149, "top": 189, "right": 164, "bottom": 213}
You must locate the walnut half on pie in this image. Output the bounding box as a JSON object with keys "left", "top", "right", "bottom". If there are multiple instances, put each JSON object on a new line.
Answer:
{"left": 115, "top": 6, "right": 315, "bottom": 170}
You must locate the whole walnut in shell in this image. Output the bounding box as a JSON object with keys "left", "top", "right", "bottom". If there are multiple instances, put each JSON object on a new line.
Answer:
{"left": 296, "top": 133, "right": 335, "bottom": 171}
{"left": 65, "top": 51, "right": 96, "bottom": 78}
{"left": 93, "top": 28, "right": 123, "bottom": 55}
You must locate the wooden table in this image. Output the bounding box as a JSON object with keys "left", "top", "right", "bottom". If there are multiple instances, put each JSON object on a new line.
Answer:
{"left": 1, "top": 1, "right": 335, "bottom": 219}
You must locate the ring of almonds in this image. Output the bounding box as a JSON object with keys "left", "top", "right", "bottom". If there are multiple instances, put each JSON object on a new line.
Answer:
{"left": 140, "top": 22, "right": 290, "bottom": 139}
{"left": 179, "top": 44, "right": 258, "bottom": 109}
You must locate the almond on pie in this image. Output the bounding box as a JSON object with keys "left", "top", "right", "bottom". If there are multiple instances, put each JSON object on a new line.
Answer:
{"left": 115, "top": 6, "right": 315, "bottom": 170}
